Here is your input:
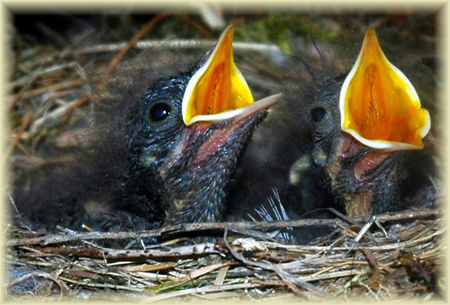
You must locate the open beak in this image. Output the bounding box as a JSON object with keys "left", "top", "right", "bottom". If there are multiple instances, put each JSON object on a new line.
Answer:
{"left": 182, "top": 25, "right": 281, "bottom": 126}
{"left": 162, "top": 25, "right": 281, "bottom": 173}
{"left": 339, "top": 28, "right": 431, "bottom": 151}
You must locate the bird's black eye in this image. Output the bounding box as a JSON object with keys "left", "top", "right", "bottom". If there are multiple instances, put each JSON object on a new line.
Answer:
{"left": 149, "top": 103, "right": 171, "bottom": 121}
{"left": 311, "top": 107, "right": 326, "bottom": 122}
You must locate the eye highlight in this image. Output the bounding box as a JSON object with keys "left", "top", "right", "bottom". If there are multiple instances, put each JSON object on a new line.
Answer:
{"left": 149, "top": 103, "right": 171, "bottom": 121}
{"left": 311, "top": 107, "right": 326, "bottom": 122}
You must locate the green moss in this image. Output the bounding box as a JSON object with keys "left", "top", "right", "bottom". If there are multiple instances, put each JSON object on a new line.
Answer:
{"left": 233, "top": 14, "right": 338, "bottom": 54}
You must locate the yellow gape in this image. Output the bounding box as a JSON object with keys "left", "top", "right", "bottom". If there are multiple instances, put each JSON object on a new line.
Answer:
{"left": 182, "top": 25, "right": 254, "bottom": 126}
{"left": 339, "top": 28, "right": 430, "bottom": 150}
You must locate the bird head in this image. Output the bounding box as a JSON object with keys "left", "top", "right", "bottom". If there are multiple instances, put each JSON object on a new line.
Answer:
{"left": 308, "top": 28, "right": 431, "bottom": 217}
{"left": 126, "top": 25, "right": 281, "bottom": 225}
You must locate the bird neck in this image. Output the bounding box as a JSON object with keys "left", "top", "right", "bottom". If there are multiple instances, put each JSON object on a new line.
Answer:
{"left": 323, "top": 133, "right": 406, "bottom": 217}
{"left": 156, "top": 150, "right": 231, "bottom": 225}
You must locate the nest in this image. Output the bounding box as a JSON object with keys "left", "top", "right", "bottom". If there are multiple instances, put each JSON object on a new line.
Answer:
{"left": 7, "top": 14, "right": 444, "bottom": 301}
{"left": 6, "top": 209, "right": 444, "bottom": 301}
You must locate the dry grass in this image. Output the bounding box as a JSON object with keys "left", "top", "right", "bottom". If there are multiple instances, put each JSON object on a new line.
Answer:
{"left": 6, "top": 209, "right": 444, "bottom": 301}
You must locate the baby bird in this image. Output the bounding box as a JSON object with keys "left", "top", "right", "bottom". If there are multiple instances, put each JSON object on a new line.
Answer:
{"left": 290, "top": 28, "right": 438, "bottom": 218}
{"left": 11, "top": 25, "right": 281, "bottom": 231}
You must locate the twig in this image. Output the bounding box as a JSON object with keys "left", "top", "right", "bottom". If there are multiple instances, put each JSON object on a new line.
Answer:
{"left": 328, "top": 208, "right": 360, "bottom": 226}
{"left": 354, "top": 216, "right": 377, "bottom": 242}
{"left": 28, "top": 242, "right": 221, "bottom": 259}
{"left": 7, "top": 220, "right": 336, "bottom": 246}
{"left": 71, "top": 40, "right": 283, "bottom": 57}
{"left": 265, "top": 227, "right": 443, "bottom": 252}
{"left": 371, "top": 209, "right": 440, "bottom": 223}
{"left": 7, "top": 112, "right": 33, "bottom": 158}
{"left": 8, "top": 209, "right": 440, "bottom": 247}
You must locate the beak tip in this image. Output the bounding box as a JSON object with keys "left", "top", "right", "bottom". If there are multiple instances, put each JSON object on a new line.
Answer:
{"left": 182, "top": 24, "right": 260, "bottom": 126}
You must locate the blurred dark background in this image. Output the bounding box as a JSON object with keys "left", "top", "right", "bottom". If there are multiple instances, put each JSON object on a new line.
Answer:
{"left": 10, "top": 10, "right": 440, "bottom": 129}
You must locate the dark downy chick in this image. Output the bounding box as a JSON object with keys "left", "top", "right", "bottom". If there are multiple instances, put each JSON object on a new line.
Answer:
{"left": 122, "top": 26, "right": 281, "bottom": 226}
{"left": 229, "top": 25, "right": 439, "bottom": 243}
{"left": 11, "top": 25, "right": 281, "bottom": 231}
{"left": 293, "top": 28, "right": 438, "bottom": 218}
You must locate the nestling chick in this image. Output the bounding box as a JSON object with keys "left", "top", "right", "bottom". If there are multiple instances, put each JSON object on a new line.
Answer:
{"left": 11, "top": 25, "right": 281, "bottom": 230}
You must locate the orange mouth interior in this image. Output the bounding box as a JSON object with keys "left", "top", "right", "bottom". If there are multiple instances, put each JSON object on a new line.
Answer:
{"left": 340, "top": 28, "right": 430, "bottom": 150}
{"left": 182, "top": 25, "right": 254, "bottom": 126}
